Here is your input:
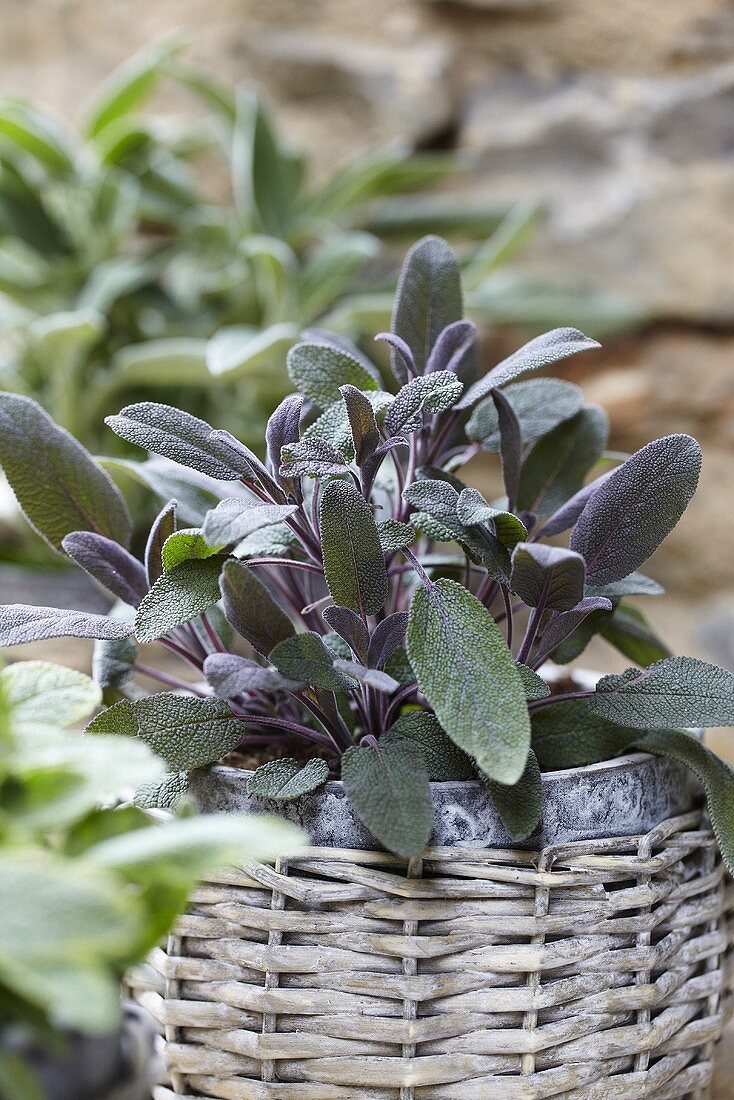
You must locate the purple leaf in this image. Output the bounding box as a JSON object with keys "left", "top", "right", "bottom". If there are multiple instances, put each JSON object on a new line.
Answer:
{"left": 368, "top": 612, "right": 409, "bottom": 669}
{"left": 375, "top": 332, "right": 416, "bottom": 384}
{"left": 491, "top": 388, "right": 522, "bottom": 510}
{"left": 533, "top": 596, "right": 613, "bottom": 664}
{"left": 265, "top": 394, "right": 303, "bottom": 487}
{"left": 340, "top": 384, "right": 380, "bottom": 466}
{"left": 204, "top": 653, "right": 301, "bottom": 696}
{"left": 333, "top": 659, "right": 400, "bottom": 693}
{"left": 145, "top": 499, "right": 177, "bottom": 585}
{"left": 0, "top": 604, "right": 133, "bottom": 647}
{"left": 323, "top": 605, "right": 370, "bottom": 662}
{"left": 539, "top": 471, "right": 614, "bottom": 538}
{"left": 510, "top": 543, "right": 586, "bottom": 613}
{"left": 426, "top": 320, "right": 478, "bottom": 382}
{"left": 62, "top": 532, "right": 148, "bottom": 608}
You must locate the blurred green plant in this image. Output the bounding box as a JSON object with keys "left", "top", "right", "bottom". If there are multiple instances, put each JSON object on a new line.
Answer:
{"left": 0, "top": 41, "right": 641, "bottom": 451}
{"left": 0, "top": 656, "right": 301, "bottom": 1097}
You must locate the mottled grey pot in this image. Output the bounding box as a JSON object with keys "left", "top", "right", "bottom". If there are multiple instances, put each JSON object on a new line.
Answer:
{"left": 190, "top": 751, "right": 700, "bottom": 852}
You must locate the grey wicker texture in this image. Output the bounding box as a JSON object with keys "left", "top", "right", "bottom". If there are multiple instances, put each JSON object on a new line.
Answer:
{"left": 129, "top": 810, "right": 734, "bottom": 1099}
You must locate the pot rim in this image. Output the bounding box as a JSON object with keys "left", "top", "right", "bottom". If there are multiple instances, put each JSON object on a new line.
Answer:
{"left": 207, "top": 750, "right": 657, "bottom": 793}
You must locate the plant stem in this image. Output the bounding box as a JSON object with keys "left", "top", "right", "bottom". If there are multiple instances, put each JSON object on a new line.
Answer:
{"left": 134, "top": 663, "right": 208, "bottom": 697}
{"left": 200, "top": 611, "right": 225, "bottom": 653}
{"left": 528, "top": 689, "right": 595, "bottom": 711}
{"left": 247, "top": 557, "right": 324, "bottom": 575}
{"left": 502, "top": 586, "right": 514, "bottom": 651}
{"left": 231, "top": 711, "right": 335, "bottom": 749}
{"left": 517, "top": 604, "right": 544, "bottom": 665}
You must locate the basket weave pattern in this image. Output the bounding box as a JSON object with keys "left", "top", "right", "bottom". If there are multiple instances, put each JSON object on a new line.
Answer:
{"left": 134, "top": 810, "right": 734, "bottom": 1098}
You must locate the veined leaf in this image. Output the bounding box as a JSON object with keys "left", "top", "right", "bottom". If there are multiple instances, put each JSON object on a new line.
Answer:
{"left": 600, "top": 604, "right": 671, "bottom": 668}
{"left": 202, "top": 499, "right": 297, "bottom": 548}
{"left": 279, "top": 438, "right": 348, "bottom": 479}
{"left": 319, "top": 480, "right": 387, "bottom": 617}
{"left": 516, "top": 407, "right": 609, "bottom": 518}
{"left": 161, "top": 529, "right": 219, "bottom": 571}
{"left": 407, "top": 579, "right": 530, "bottom": 784}
{"left": 367, "top": 612, "right": 409, "bottom": 669}
{"left": 322, "top": 606, "right": 370, "bottom": 662}
{"left": 85, "top": 693, "right": 243, "bottom": 770}
{"left": 586, "top": 573, "right": 665, "bottom": 599}
{"left": 204, "top": 653, "right": 301, "bottom": 697}
{"left": 270, "top": 632, "right": 355, "bottom": 692}
{"left": 589, "top": 657, "right": 734, "bottom": 728}
{"left": 391, "top": 235, "right": 463, "bottom": 379}
{"left": 248, "top": 757, "right": 329, "bottom": 801}
{"left": 482, "top": 749, "right": 542, "bottom": 842}
{"left": 533, "top": 597, "right": 613, "bottom": 665}
{"left": 570, "top": 434, "right": 702, "bottom": 586}
{"left": 0, "top": 605, "right": 132, "bottom": 648}
{"left": 377, "top": 520, "right": 416, "bottom": 554}
{"left": 510, "top": 543, "right": 586, "bottom": 612}
{"left": 342, "top": 738, "right": 433, "bottom": 857}
{"left": 467, "top": 378, "right": 584, "bottom": 451}
{"left": 388, "top": 712, "right": 473, "bottom": 780}
{"left": 61, "top": 532, "right": 147, "bottom": 607}
{"left": 266, "top": 394, "right": 303, "bottom": 490}
{"left": 384, "top": 371, "right": 463, "bottom": 436}
{"left": 456, "top": 488, "right": 527, "bottom": 549}
{"left": 0, "top": 394, "right": 132, "bottom": 552}
{"left": 134, "top": 557, "right": 225, "bottom": 643}
{"left": 220, "top": 559, "right": 294, "bottom": 657}
{"left": 286, "top": 342, "right": 378, "bottom": 410}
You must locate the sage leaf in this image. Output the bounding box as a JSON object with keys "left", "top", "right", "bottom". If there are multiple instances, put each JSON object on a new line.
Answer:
{"left": 407, "top": 578, "right": 530, "bottom": 784}
{"left": 391, "top": 235, "right": 463, "bottom": 378}
{"left": 86, "top": 693, "right": 243, "bottom": 770}
{"left": 516, "top": 407, "right": 609, "bottom": 518}
{"left": 482, "top": 749, "right": 542, "bottom": 842}
{"left": 1, "top": 661, "right": 101, "bottom": 728}
{"left": 342, "top": 738, "right": 433, "bottom": 857}
{"left": 517, "top": 665, "right": 550, "bottom": 700}
{"left": 384, "top": 371, "right": 463, "bottom": 436}
{"left": 319, "top": 480, "right": 387, "bottom": 617}
{"left": 589, "top": 657, "right": 734, "bottom": 728}
{"left": 92, "top": 637, "right": 137, "bottom": 690}
{"left": 322, "top": 605, "right": 369, "bottom": 662}
{"left": 266, "top": 394, "right": 303, "bottom": 489}
{"left": 204, "top": 653, "right": 301, "bottom": 697}
{"left": 456, "top": 488, "right": 527, "bottom": 549}
{"left": 367, "top": 612, "right": 409, "bottom": 669}
{"left": 405, "top": 480, "right": 510, "bottom": 580}
{"left": 270, "top": 632, "right": 355, "bottom": 692}
{"left": 532, "top": 700, "right": 641, "bottom": 771}
{"left": 510, "top": 543, "right": 586, "bottom": 612}
{"left": 303, "top": 391, "right": 392, "bottom": 462}
{"left": 279, "top": 438, "right": 348, "bottom": 479}
{"left": 0, "top": 394, "right": 132, "bottom": 552}
{"left": 631, "top": 729, "right": 734, "bottom": 876}
{"left": 202, "top": 498, "right": 297, "bottom": 548}
{"left": 467, "top": 378, "right": 584, "bottom": 451}
{"left": 491, "top": 388, "right": 522, "bottom": 509}
{"left": 145, "top": 499, "right": 177, "bottom": 585}
{"left": 105, "top": 402, "right": 249, "bottom": 480}
{"left": 162, "top": 529, "right": 217, "bottom": 571}
{"left": 570, "top": 434, "right": 702, "bottom": 586}
{"left": 340, "top": 384, "right": 380, "bottom": 465}
{"left": 586, "top": 573, "right": 665, "bottom": 599}
{"left": 0, "top": 605, "right": 132, "bottom": 648}
{"left": 135, "top": 556, "right": 225, "bottom": 644}
{"left": 248, "top": 757, "right": 329, "bottom": 801}
{"left": 286, "top": 342, "right": 377, "bottom": 409}
{"left": 533, "top": 597, "right": 613, "bottom": 664}
{"left": 425, "top": 319, "right": 477, "bottom": 380}
{"left": 539, "top": 470, "right": 614, "bottom": 538}
{"left": 134, "top": 770, "right": 189, "bottom": 811}
{"left": 220, "top": 559, "right": 294, "bottom": 657}
{"left": 377, "top": 520, "right": 416, "bottom": 554}
{"left": 333, "top": 660, "right": 399, "bottom": 693}
{"left": 457, "top": 328, "right": 600, "bottom": 410}
{"left": 600, "top": 604, "right": 671, "bottom": 668}
{"left": 387, "top": 712, "right": 473, "bottom": 780}
{"left": 61, "top": 532, "right": 148, "bottom": 607}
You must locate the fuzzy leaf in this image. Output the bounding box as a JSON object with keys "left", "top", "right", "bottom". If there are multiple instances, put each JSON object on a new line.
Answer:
{"left": 1, "top": 661, "right": 101, "bottom": 728}
{"left": 248, "top": 757, "right": 329, "bottom": 801}
{"left": 61, "top": 532, "right": 148, "bottom": 607}
{"left": 92, "top": 636, "right": 137, "bottom": 690}
{"left": 322, "top": 606, "right": 370, "bottom": 662}
{"left": 319, "top": 480, "right": 387, "bottom": 617}
{"left": 533, "top": 597, "right": 613, "bottom": 664}
{"left": 467, "top": 378, "right": 585, "bottom": 451}
{"left": 384, "top": 371, "right": 463, "bottom": 436}
{"left": 145, "top": 499, "right": 177, "bottom": 585}
{"left": 517, "top": 665, "right": 551, "bottom": 700}
{"left": 204, "top": 653, "right": 301, "bottom": 697}
{"left": 303, "top": 391, "right": 392, "bottom": 462}
{"left": 407, "top": 578, "right": 530, "bottom": 784}
{"left": 456, "top": 488, "right": 527, "bottom": 549}
{"left": 86, "top": 693, "right": 244, "bottom": 770}
{"left": 387, "top": 712, "right": 474, "bottom": 780}
{"left": 286, "top": 342, "right": 377, "bottom": 410}
{"left": 235, "top": 523, "right": 296, "bottom": 560}
{"left": 532, "top": 700, "right": 641, "bottom": 771}
{"left": 279, "top": 438, "right": 348, "bottom": 479}
{"left": 570, "top": 435, "right": 702, "bottom": 587}
{"left": 405, "top": 480, "right": 510, "bottom": 580}
{"left": 457, "top": 328, "right": 600, "bottom": 410}
{"left": 516, "top": 407, "right": 609, "bottom": 518}
{"left": 0, "top": 605, "right": 132, "bottom": 648}
{"left": 342, "top": 738, "right": 433, "bottom": 857}
{"left": 600, "top": 604, "right": 671, "bottom": 668}
{"left": 134, "top": 557, "right": 225, "bottom": 643}
{"left": 425, "top": 320, "right": 478, "bottom": 381}
{"left": 270, "top": 632, "right": 355, "bottom": 692}
{"left": 586, "top": 573, "right": 665, "bottom": 599}
{"left": 391, "top": 235, "right": 463, "bottom": 378}
{"left": 266, "top": 394, "right": 303, "bottom": 489}
{"left": 482, "top": 749, "right": 542, "bottom": 842}
{"left": 377, "top": 520, "right": 417, "bottom": 554}
{"left": 0, "top": 394, "right": 132, "bottom": 553}
{"left": 202, "top": 499, "right": 297, "bottom": 548}
{"left": 590, "top": 657, "right": 734, "bottom": 728}
{"left": 161, "top": 529, "right": 217, "bottom": 571}
{"left": 490, "top": 388, "right": 522, "bottom": 508}
{"left": 539, "top": 471, "right": 614, "bottom": 538}
{"left": 333, "top": 660, "right": 399, "bottom": 693}
{"left": 134, "top": 770, "right": 189, "bottom": 811}
{"left": 220, "top": 560, "right": 294, "bottom": 657}
{"left": 632, "top": 729, "right": 734, "bottom": 876}
{"left": 105, "top": 402, "right": 250, "bottom": 480}
{"left": 340, "top": 384, "right": 380, "bottom": 465}
{"left": 368, "top": 612, "right": 409, "bottom": 669}
{"left": 510, "top": 543, "right": 586, "bottom": 612}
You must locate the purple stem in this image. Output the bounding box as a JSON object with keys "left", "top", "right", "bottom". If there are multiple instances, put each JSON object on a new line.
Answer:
{"left": 528, "top": 689, "right": 595, "bottom": 711}
{"left": 134, "top": 663, "right": 208, "bottom": 697}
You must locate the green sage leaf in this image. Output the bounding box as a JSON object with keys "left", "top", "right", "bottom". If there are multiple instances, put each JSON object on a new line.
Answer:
{"left": 134, "top": 557, "right": 225, "bottom": 643}
{"left": 516, "top": 406, "right": 609, "bottom": 518}
{"left": 342, "top": 738, "right": 433, "bottom": 857}
{"left": 319, "top": 480, "right": 387, "bottom": 616}
{"left": 220, "top": 559, "right": 294, "bottom": 657}
{"left": 589, "top": 657, "right": 734, "bottom": 729}
{"left": 248, "top": 758, "right": 329, "bottom": 801}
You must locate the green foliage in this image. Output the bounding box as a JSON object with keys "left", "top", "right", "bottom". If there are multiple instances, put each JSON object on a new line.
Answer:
{"left": 2, "top": 233, "right": 732, "bottom": 872}
{"left": 0, "top": 657, "right": 302, "bottom": 1070}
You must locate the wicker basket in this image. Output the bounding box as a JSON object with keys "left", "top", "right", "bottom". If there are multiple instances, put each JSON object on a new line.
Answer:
{"left": 130, "top": 808, "right": 733, "bottom": 1099}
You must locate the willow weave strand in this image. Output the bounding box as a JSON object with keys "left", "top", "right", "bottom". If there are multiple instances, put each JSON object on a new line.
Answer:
{"left": 129, "top": 810, "right": 734, "bottom": 1098}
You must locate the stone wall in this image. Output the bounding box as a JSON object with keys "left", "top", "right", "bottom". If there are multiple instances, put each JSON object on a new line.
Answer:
{"left": 2, "top": 0, "right": 734, "bottom": 659}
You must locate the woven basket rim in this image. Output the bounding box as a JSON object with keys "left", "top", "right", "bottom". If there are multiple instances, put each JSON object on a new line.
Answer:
{"left": 211, "top": 750, "right": 657, "bottom": 791}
